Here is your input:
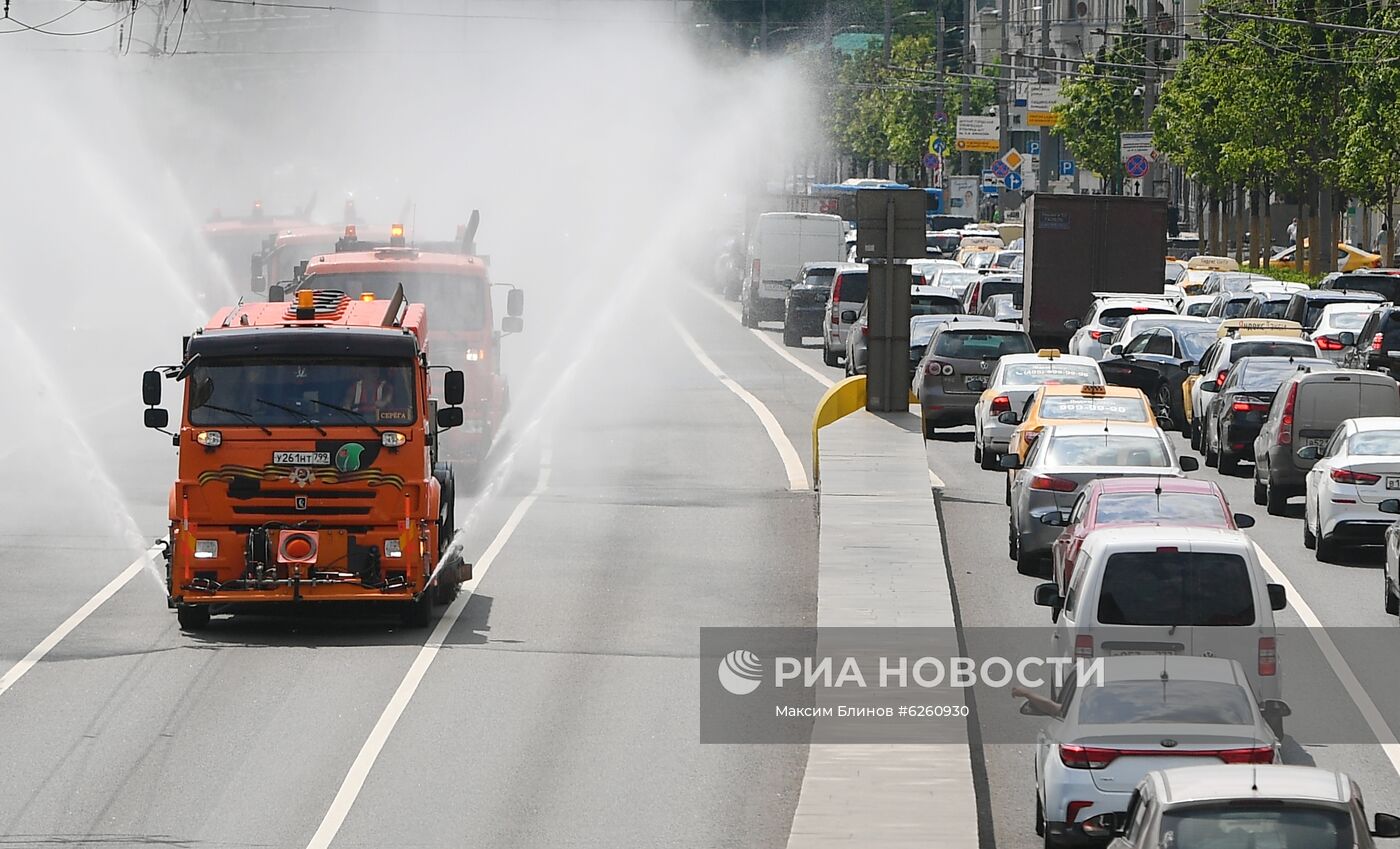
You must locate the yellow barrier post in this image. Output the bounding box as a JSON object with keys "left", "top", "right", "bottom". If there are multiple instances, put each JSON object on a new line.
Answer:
{"left": 811, "top": 375, "right": 868, "bottom": 489}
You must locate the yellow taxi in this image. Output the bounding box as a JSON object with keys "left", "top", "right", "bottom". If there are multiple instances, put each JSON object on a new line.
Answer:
{"left": 1180, "top": 255, "right": 1239, "bottom": 294}
{"left": 1003, "top": 383, "right": 1155, "bottom": 464}
{"left": 1179, "top": 318, "right": 1307, "bottom": 424}
{"left": 1271, "top": 240, "right": 1382, "bottom": 272}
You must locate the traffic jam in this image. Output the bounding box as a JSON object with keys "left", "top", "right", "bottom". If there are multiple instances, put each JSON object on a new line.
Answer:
{"left": 721, "top": 194, "right": 1400, "bottom": 846}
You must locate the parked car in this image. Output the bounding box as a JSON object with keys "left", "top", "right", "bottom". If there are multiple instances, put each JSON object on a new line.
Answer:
{"left": 1004, "top": 424, "right": 1197, "bottom": 575}
{"left": 914, "top": 319, "right": 1033, "bottom": 437}
{"left": 1065, "top": 297, "right": 1179, "bottom": 360}
{"left": 820, "top": 264, "right": 868, "bottom": 366}
{"left": 971, "top": 350, "right": 1103, "bottom": 471}
{"left": 1098, "top": 321, "right": 1219, "bottom": 432}
{"left": 1022, "top": 656, "right": 1280, "bottom": 848}
{"left": 1253, "top": 369, "right": 1400, "bottom": 514}
{"left": 1033, "top": 525, "right": 1289, "bottom": 729}
{"left": 1302, "top": 417, "right": 1400, "bottom": 560}
{"left": 1202, "top": 355, "right": 1337, "bottom": 472}
{"left": 1045, "top": 477, "right": 1251, "bottom": 594}
{"left": 1313, "top": 302, "right": 1376, "bottom": 362}
{"left": 1085, "top": 765, "right": 1400, "bottom": 849}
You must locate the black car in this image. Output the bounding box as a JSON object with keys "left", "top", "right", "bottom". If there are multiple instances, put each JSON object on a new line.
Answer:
{"left": 1319, "top": 271, "right": 1400, "bottom": 303}
{"left": 1281, "top": 289, "right": 1386, "bottom": 332}
{"left": 1343, "top": 304, "right": 1400, "bottom": 379}
{"left": 1202, "top": 355, "right": 1336, "bottom": 473}
{"left": 1098, "top": 322, "right": 1219, "bottom": 431}
{"left": 783, "top": 262, "right": 841, "bottom": 347}
{"left": 1240, "top": 291, "right": 1293, "bottom": 320}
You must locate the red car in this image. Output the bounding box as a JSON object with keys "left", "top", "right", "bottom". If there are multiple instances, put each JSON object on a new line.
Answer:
{"left": 1046, "top": 477, "right": 1254, "bottom": 592}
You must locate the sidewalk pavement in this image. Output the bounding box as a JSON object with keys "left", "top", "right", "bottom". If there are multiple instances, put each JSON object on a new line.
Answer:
{"left": 785, "top": 407, "right": 980, "bottom": 849}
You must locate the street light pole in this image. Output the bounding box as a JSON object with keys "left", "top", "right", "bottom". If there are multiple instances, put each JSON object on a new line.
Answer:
{"left": 1038, "top": 0, "right": 1051, "bottom": 193}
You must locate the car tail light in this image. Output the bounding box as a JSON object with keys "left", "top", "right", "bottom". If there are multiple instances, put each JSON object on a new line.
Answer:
{"left": 1278, "top": 381, "right": 1299, "bottom": 446}
{"left": 1088, "top": 330, "right": 1107, "bottom": 341}
{"left": 990, "top": 395, "right": 1011, "bottom": 414}
{"left": 925, "top": 360, "right": 945, "bottom": 376}
{"left": 1232, "top": 400, "right": 1269, "bottom": 413}
{"left": 1215, "top": 746, "right": 1276, "bottom": 764}
{"left": 1024, "top": 428, "right": 1043, "bottom": 448}
{"left": 1216, "top": 368, "right": 1229, "bottom": 387}
{"left": 1259, "top": 636, "right": 1276, "bottom": 676}
{"left": 861, "top": 325, "right": 868, "bottom": 337}
{"left": 831, "top": 274, "right": 842, "bottom": 303}
{"left": 1060, "top": 745, "right": 1117, "bottom": 769}
{"left": 1374, "top": 332, "right": 1384, "bottom": 352}
{"left": 1316, "top": 335, "right": 1344, "bottom": 351}
{"left": 1030, "top": 475, "right": 1076, "bottom": 492}
{"left": 1332, "top": 468, "right": 1382, "bottom": 485}
{"left": 1066, "top": 801, "right": 1094, "bottom": 824}
{"left": 1073, "top": 634, "right": 1094, "bottom": 659}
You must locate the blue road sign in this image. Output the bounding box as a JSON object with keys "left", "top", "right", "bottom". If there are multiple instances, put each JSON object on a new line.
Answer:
{"left": 1027, "top": 140, "right": 1041, "bottom": 155}
{"left": 1003, "top": 171, "right": 1024, "bottom": 191}
{"left": 923, "top": 153, "right": 940, "bottom": 168}
{"left": 1124, "top": 154, "right": 1150, "bottom": 178}
{"left": 1060, "top": 159, "right": 1077, "bottom": 177}
{"left": 981, "top": 183, "right": 1000, "bottom": 195}
{"left": 933, "top": 139, "right": 947, "bottom": 154}
{"left": 981, "top": 169, "right": 997, "bottom": 184}
{"left": 991, "top": 159, "right": 1011, "bottom": 179}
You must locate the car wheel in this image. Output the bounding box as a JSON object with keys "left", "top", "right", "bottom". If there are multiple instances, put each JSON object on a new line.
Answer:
{"left": 923, "top": 418, "right": 936, "bottom": 439}
{"left": 845, "top": 357, "right": 854, "bottom": 378}
{"left": 740, "top": 298, "right": 754, "bottom": 328}
{"left": 1264, "top": 709, "right": 1285, "bottom": 740}
{"left": 1008, "top": 519, "right": 1019, "bottom": 562}
{"left": 973, "top": 440, "right": 983, "bottom": 464}
{"left": 1254, "top": 476, "right": 1267, "bottom": 506}
{"left": 782, "top": 320, "right": 802, "bottom": 348}
{"left": 980, "top": 448, "right": 999, "bottom": 472}
{"left": 1303, "top": 512, "right": 1316, "bottom": 549}
{"left": 1386, "top": 575, "right": 1399, "bottom": 616}
{"left": 1218, "top": 442, "right": 1238, "bottom": 474}
{"left": 1266, "top": 480, "right": 1288, "bottom": 516}
{"left": 1190, "top": 419, "right": 1203, "bottom": 452}
{"left": 823, "top": 344, "right": 839, "bottom": 368}
{"left": 1317, "top": 531, "right": 1339, "bottom": 562}
{"left": 1035, "top": 794, "right": 1045, "bottom": 837}
{"left": 1017, "top": 548, "right": 1045, "bottom": 578}
{"left": 1153, "top": 384, "right": 1176, "bottom": 429}
{"left": 1005, "top": 473, "right": 1012, "bottom": 506}
{"left": 1204, "top": 425, "right": 1219, "bottom": 467}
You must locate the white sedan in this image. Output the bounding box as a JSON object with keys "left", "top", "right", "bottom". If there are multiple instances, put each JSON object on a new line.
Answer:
{"left": 971, "top": 351, "right": 1103, "bottom": 471}
{"left": 1302, "top": 417, "right": 1400, "bottom": 561}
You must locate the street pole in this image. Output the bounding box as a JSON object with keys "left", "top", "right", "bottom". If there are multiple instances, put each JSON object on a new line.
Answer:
{"left": 883, "top": 0, "right": 893, "bottom": 63}
{"left": 998, "top": 0, "right": 1011, "bottom": 215}
{"left": 1143, "top": 35, "right": 1158, "bottom": 198}
{"left": 1038, "top": 0, "right": 1051, "bottom": 193}
{"left": 760, "top": 0, "right": 768, "bottom": 53}
{"left": 936, "top": 14, "right": 947, "bottom": 198}
{"left": 960, "top": 0, "right": 974, "bottom": 176}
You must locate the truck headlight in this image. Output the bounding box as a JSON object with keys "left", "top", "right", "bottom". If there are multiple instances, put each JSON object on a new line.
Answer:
{"left": 382, "top": 431, "right": 407, "bottom": 447}
{"left": 194, "top": 540, "right": 218, "bottom": 559}
{"left": 464, "top": 348, "right": 486, "bottom": 362}
{"left": 194, "top": 431, "right": 222, "bottom": 447}
{"left": 383, "top": 539, "right": 403, "bottom": 558}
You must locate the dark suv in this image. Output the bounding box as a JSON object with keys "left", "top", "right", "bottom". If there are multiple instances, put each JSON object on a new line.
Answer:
{"left": 914, "top": 319, "right": 1033, "bottom": 437}
{"left": 783, "top": 262, "right": 840, "bottom": 347}
{"left": 1281, "top": 289, "right": 1385, "bottom": 332}
{"left": 1319, "top": 271, "right": 1400, "bottom": 303}
{"left": 1343, "top": 305, "right": 1400, "bottom": 378}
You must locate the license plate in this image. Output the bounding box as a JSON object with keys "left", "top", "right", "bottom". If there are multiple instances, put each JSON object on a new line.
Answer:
{"left": 273, "top": 451, "right": 330, "bottom": 466}
{"left": 1109, "top": 649, "right": 1178, "bottom": 657}
{"left": 1300, "top": 437, "right": 1327, "bottom": 451}
{"left": 964, "top": 375, "right": 981, "bottom": 388}
{"left": 1388, "top": 476, "right": 1400, "bottom": 490}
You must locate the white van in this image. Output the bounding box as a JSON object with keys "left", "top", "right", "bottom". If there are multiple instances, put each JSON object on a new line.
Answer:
{"left": 1034, "top": 525, "right": 1290, "bottom": 735}
{"left": 741, "top": 212, "right": 845, "bottom": 328}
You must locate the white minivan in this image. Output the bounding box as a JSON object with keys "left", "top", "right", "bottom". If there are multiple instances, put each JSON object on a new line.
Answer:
{"left": 741, "top": 212, "right": 845, "bottom": 329}
{"left": 1033, "top": 525, "right": 1290, "bottom": 735}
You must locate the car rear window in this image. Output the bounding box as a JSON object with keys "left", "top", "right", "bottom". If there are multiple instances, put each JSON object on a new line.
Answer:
{"left": 1348, "top": 430, "right": 1400, "bottom": 455}
{"left": 1040, "top": 396, "right": 1150, "bottom": 422}
{"left": 803, "top": 269, "right": 835, "bottom": 287}
{"left": 1099, "top": 306, "right": 1175, "bottom": 328}
{"left": 911, "top": 294, "right": 962, "bottom": 316}
{"left": 1336, "top": 276, "right": 1400, "bottom": 301}
{"left": 1229, "top": 341, "right": 1315, "bottom": 362}
{"left": 932, "top": 331, "right": 1032, "bottom": 358}
{"left": 1097, "top": 551, "right": 1255, "bottom": 626}
{"left": 1076, "top": 680, "right": 1254, "bottom": 725}
{"left": 1325, "top": 310, "right": 1369, "bottom": 330}
{"left": 1305, "top": 298, "right": 1376, "bottom": 328}
{"left": 1162, "top": 806, "right": 1353, "bottom": 848}
{"left": 1254, "top": 299, "right": 1290, "bottom": 320}
{"left": 1003, "top": 364, "right": 1101, "bottom": 386}
{"left": 834, "top": 272, "right": 868, "bottom": 302}
{"left": 1044, "top": 434, "right": 1168, "bottom": 466}
{"left": 1184, "top": 302, "right": 1212, "bottom": 317}
{"left": 1300, "top": 378, "right": 1400, "bottom": 419}
{"left": 1094, "top": 492, "right": 1227, "bottom": 524}
{"left": 980, "top": 279, "right": 1022, "bottom": 301}
{"left": 1237, "top": 361, "right": 1309, "bottom": 391}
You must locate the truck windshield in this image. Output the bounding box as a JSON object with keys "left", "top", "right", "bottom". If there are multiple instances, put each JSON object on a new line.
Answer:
{"left": 309, "top": 271, "right": 487, "bottom": 330}
{"left": 187, "top": 358, "right": 417, "bottom": 427}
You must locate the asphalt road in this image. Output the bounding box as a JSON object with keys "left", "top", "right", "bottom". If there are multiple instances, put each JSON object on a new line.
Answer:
{"left": 0, "top": 285, "right": 822, "bottom": 848}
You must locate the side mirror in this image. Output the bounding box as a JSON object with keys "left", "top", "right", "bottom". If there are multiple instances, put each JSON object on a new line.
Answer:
{"left": 443, "top": 369, "right": 465, "bottom": 406}
{"left": 1268, "top": 583, "right": 1288, "bottom": 611}
{"left": 142, "top": 370, "right": 162, "bottom": 406}
{"left": 1187, "top": 365, "right": 1201, "bottom": 376}
{"left": 1372, "top": 812, "right": 1400, "bottom": 839}
{"left": 250, "top": 255, "right": 266, "bottom": 293}
{"left": 506, "top": 287, "right": 525, "bottom": 318}
{"left": 1064, "top": 319, "right": 1082, "bottom": 331}
{"left": 1261, "top": 698, "right": 1292, "bottom": 719}
{"left": 1036, "top": 509, "right": 1071, "bottom": 527}
{"left": 1179, "top": 456, "right": 1200, "bottom": 472}
{"left": 1033, "top": 581, "right": 1062, "bottom": 609}
{"left": 502, "top": 316, "right": 524, "bottom": 334}
{"left": 1339, "top": 331, "right": 1357, "bottom": 347}
{"left": 997, "top": 411, "right": 1021, "bottom": 426}
{"left": 1380, "top": 498, "right": 1400, "bottom": 515}
{"left": 998, "top": 452, "right": 1023, "bottom": 470}
{"left": 1296, "top": 445, "right": 1322, "bottom": 461}
{"left": 144, "top": 408, "right": 169, "bottom": 430}
{"left": 1081, "top": 812, "right": 1127, "bottom": 840}
{"left": 967, "top": 378, "right": 987, "bottom": 392}
{"left": 436, "top": 406, "right": 464, "bottom": 429}
{"left": 841, "top": 310, "right": 858, "bottom": 323}
{"left": 1019, "top": 699, "right": 1053, "bottom": 717}
{"left": 268, "top": 283, "right": 286, "bottom": 303}
{"left": 1233, "top": 513, "right": 1256, "bottom": 528}
{"left": 1201, "top": 380, "right": 1219, "bottom": 392}
{"left": 1108, "top": 344, "right": 1124, "bottom": 356}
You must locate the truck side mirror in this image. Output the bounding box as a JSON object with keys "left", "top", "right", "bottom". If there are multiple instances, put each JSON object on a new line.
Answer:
{"left": 144, "top": 408, "right": 169, "bottom": 430}
{"left": 502, "top": 316, "right": 524, "bottom": 334}
{"left": 268, "top": 283, "right": 286, "bottom": 303}
{"left": 142, "top": 370, "right": 162, "bottom": 406}
{"left": 444, "top": 369, "right": 465, "bottom": 406}
{"left": 507, "top": 287, "right": 525, "bottom": 318}
{"left": 251, "top": 255, "right": 266, "bottom": 293}
{"left": 436, "top": 407, "right": 463, "bottom": 429}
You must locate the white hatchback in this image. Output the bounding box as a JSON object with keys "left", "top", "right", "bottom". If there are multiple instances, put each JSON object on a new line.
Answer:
{"left": 1302, "top": 417, "right": 1400, "bottom": 561}
{"left": 970, "top": 351, "right": 1103, "bottom": 471}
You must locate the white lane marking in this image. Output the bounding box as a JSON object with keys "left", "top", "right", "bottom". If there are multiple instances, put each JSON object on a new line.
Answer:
{"left": 304, "top": 445, "right": 552, "bottom": 849}
{"left": 1252, "top": 544, "right": 1400, "bottom": 776}
{"left": 691, "top": 285, "right": 835, "bottom": 389}
{"left": 673, "top": 318, "right": 809, "bottom": 491}
{"left": 0, "top": 542, "right": 162, "bottom": 698}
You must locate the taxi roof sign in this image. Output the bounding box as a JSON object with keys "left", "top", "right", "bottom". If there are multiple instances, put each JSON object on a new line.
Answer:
{"left": 1217, "top": 318, "right": 1305, "bottom": 338}
{"left": 1081, "top": 385, "right": 1107, "bottom": 395}
{"left": 1037, "top": 348, "right": 1062, "bottom": 358}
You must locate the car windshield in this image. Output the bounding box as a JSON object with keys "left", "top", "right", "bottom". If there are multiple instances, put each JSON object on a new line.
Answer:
{"left": 1099, "top": 306, "right": 1175, "bottom": 328}
{"left": 1044, "top": 434, "right": 1168, "bottom": 466}
{"left": 1348, "top": 430, "right": 1400, "bottom": 455}
{"left": 1076, "top": 679, "right": 1254, "bottom": 725}
{"left": 1094, "top": 492, "right": 1227, "bottom": 524}
{"left": 1230, "top": 341, "right": 1316, "bottom": 362}
{"left": 932, "top": 330, "right": 1032, "bottom": 358}
{"left": 306, "top": 271, "right": 487, "bottom": 330}
{"left": 1160, "top": 806, "right": 1353, "bottom": 848}
{"left": 1002, "top": 363, "right": 1101, "bottom": 386}
{"left": 1097, "top": 551, "right": 1255, "bottom": 626}
{"left": 911, "top": 294, "right": 962, "bottom": 316}
{"left": 1039, "top": 396, "right": 1150, "bottom": 423}
{"left": 187, "top": 357, "right": 417, "bottom": 426}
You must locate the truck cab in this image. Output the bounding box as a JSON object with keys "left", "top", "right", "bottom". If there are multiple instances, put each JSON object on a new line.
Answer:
{"left": 142, "top": 287, "right": 470, "bottom": 630}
